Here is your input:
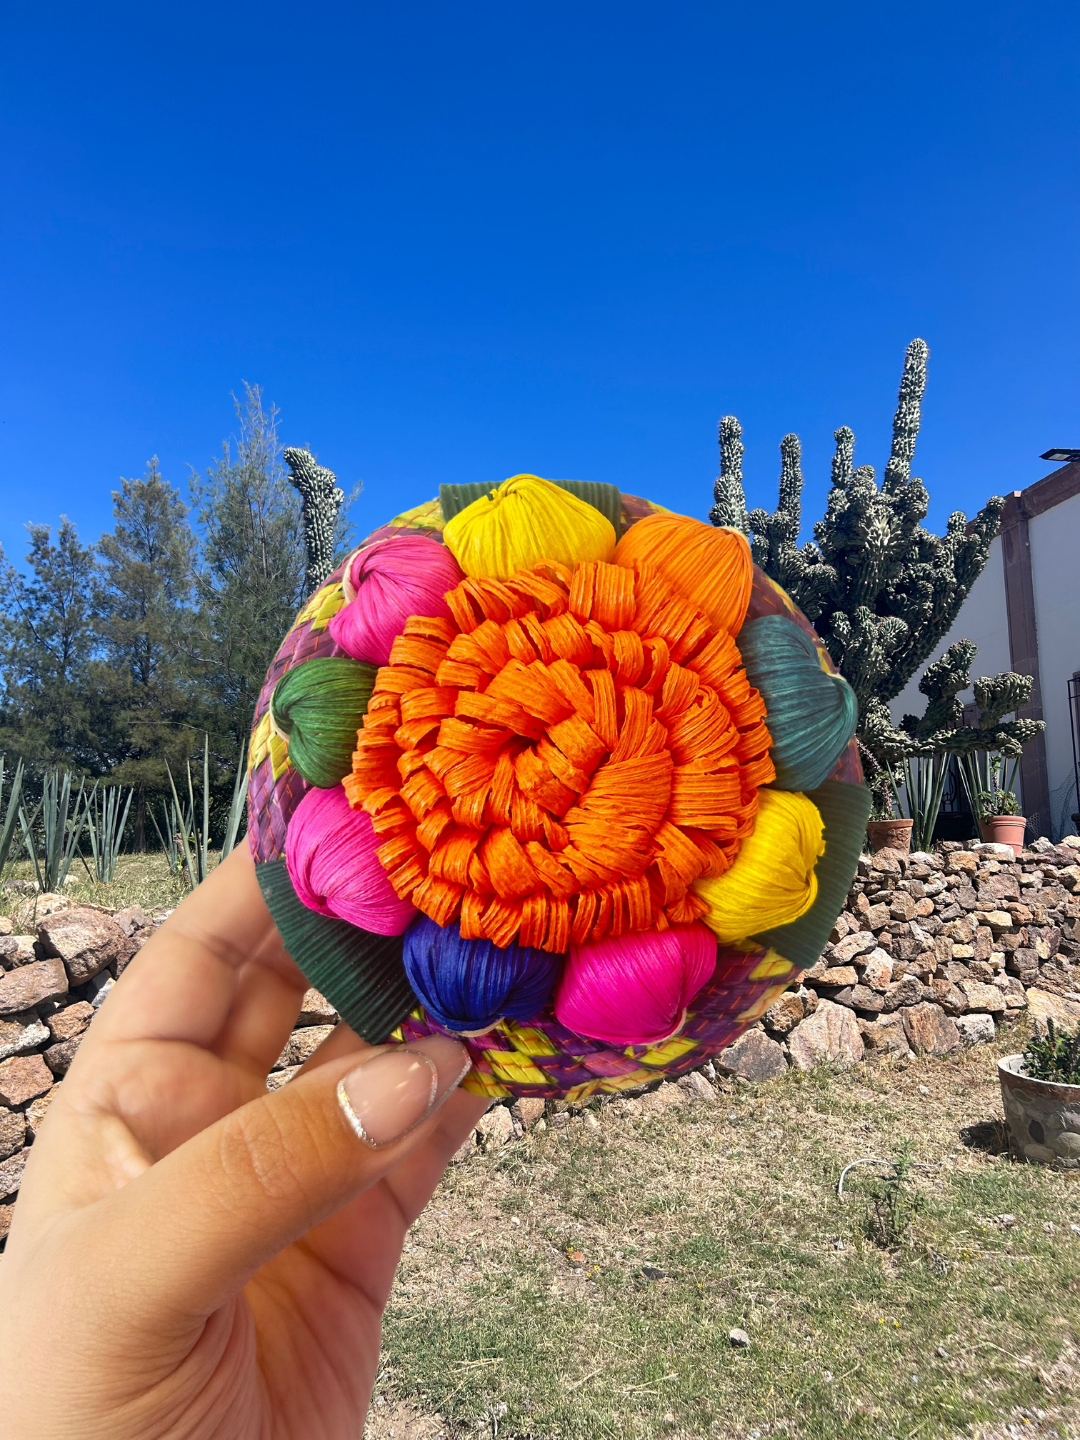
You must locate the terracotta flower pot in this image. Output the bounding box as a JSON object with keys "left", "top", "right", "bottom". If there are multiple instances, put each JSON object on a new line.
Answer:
{"left": 998, "top": 1055, "right": 1080, "bottom": 1167}
{"left": 979, "top": 815, "right": 1027, "bottom": 856}
{"left": 865, "top": 817, "right": 913, "bottom": 854}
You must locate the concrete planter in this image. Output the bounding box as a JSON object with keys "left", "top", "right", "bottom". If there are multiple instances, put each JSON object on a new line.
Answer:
{"left": 998, "top": 1054, "right": 1080, "bottom": 1167}
{"left": 866, "top": 818, "right": 913, "bottom": 853}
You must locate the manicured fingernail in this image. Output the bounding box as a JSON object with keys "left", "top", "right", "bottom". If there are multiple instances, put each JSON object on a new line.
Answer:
{"left": 337, "top": 1035, "right": 470, "bottom": 1148}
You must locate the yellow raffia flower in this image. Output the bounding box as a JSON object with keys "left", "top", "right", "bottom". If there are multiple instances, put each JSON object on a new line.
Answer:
{"left": 693, "top": 788, "right": 825, "bottom": 942}
{"left": 442, "top": 474, "right": 617, "bottom": 579}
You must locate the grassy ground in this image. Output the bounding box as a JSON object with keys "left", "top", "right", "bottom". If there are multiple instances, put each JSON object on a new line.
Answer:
{"left": 1, "top": 851, "right": 205, "bottom": 918}
{"left": 372, "top": 1037, "right": 1080, "bottom": 1440}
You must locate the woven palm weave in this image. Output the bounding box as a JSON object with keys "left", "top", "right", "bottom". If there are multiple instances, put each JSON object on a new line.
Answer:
{"left": 249, "top": 489, "right": 867, "bottom": 1100}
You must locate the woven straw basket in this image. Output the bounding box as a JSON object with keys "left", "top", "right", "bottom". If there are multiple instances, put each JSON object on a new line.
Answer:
{"left": 249, "top": 485, "right": 868, "bottom": 1101}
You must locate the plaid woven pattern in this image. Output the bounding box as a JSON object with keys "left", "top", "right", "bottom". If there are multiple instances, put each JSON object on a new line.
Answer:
{"left": 249, "top": 491, "right": 864, "bottom": 1097}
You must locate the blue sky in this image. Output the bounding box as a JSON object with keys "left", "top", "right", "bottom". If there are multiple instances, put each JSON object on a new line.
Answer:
{"left": 2, "top": 1, "right": 1078, "bottom": 563}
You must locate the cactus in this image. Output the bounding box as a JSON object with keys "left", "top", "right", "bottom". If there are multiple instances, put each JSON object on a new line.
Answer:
{"left": 283, "top": 447, "right": 345, "bottom": 595}
{"left": 710, "top": 339, "right": 1040, "bottom": 798}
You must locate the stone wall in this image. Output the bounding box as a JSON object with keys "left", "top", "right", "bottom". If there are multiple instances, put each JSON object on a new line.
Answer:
{"left": 1, "top": 834, "right": 1079, "bottom": 1239}
{"left": 710, "top": 835, "right": 1080, "bottom": 1083}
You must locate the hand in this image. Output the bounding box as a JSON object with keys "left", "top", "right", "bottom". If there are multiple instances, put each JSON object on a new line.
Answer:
{"left": 0, "top": 844, "right": 488, "bottom": 1440}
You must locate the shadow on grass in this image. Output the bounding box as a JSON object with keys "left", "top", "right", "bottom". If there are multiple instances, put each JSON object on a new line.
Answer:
{"left": 958, "top": 1117, "right": 1011, "bottom": 1156}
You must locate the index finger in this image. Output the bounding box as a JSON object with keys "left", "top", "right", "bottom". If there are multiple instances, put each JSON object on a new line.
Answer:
{"left": 88, "top": 845, "right": 305, "bottom": 1053}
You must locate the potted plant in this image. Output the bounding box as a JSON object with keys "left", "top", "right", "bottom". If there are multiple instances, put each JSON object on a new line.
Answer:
{"left": 961, "top": 750, "right": 1027, "bottom": 855}
{"left": 864, "top": 781, "right": 914, "bottom": 854}
{"left": 999, "top": 1019, "right": 1080, "bottom": 1168}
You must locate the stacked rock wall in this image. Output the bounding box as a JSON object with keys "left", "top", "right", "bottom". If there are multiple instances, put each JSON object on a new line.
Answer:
{"left": 713, "top": 835, "right": 1080, "bottom": 1082}
{"left": 1, "top": 834, "right": 1079, "bottom": 1239}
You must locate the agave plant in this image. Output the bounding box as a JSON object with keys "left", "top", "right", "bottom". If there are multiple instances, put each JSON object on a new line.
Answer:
{"left": 85, "top": 783, "right": 134, "bottom": 883}
{"left": 155, "top": 736, "right": 249, "bottom": 893}
{"left": 0, "top": 755, "right": 26, "bottom": 880}
{"left": 19, "top": 767, "right": 90, "bottom": 893}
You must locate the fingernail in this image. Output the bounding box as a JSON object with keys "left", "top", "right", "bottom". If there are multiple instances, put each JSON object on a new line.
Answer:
{"left": 337, "top": 1035, "right": 470, "bottom": 1148}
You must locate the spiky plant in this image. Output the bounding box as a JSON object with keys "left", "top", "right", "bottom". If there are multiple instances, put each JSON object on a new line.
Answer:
{"left": 710, "top": 339, "right": 1040, "bottom": 800}
{"left": 283, "top": 447, "right": 345, "bottom": 595}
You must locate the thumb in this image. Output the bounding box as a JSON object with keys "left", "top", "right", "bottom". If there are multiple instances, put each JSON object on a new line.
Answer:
{"left": 100, "top": 1032, "right": 475, "bottom": 1321}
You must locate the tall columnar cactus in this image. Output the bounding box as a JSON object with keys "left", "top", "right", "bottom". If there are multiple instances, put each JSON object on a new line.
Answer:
{"left": 711, "top": 340, "right": 1015, "bottom": 775}
{"left": 283, "top": 447, "right": 345, "bottom": 596}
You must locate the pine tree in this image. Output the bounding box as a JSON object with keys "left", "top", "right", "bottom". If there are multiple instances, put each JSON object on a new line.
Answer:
{"left": 93, "top": 459, "right": 197, "bottom": 846}
{"left": 190, "top": 385, "right": 306, "bottom": 752}
{"left": 0, "top": 519, "right": 100, "bottom": 766}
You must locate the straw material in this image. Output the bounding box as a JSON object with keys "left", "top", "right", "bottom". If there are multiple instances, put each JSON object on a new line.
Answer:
{"left": 737, "top": 615, "right": 858, "bottom": 791}
{"left": 247, "top": 487, "right": 869, "bottom": 1096}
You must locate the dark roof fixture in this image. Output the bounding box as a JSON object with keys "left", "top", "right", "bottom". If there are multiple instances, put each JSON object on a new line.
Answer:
{"left": 1040, "top": 448, "right": 1080, "bottom": 463}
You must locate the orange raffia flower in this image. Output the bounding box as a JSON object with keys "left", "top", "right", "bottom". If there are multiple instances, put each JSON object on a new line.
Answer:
{"left": 344, "top": 549, "right": 775, "bottom": 951}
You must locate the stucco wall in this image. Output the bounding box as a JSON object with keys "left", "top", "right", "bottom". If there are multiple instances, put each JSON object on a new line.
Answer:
{"left": 889, "top": 533, "right": 1011, "bottom": 726}
{"left": 1028, "top": 490, "right": 1080, "bottom": 833}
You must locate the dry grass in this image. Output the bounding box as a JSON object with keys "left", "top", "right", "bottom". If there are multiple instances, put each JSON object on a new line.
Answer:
{"left": 1, "top": 851, "right": 210, "bottom": 920}
{"left": 373, "top": 1039, "right": 1080, "bottom": 1440}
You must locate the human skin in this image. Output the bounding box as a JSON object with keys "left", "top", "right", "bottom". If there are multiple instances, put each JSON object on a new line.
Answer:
{"left": 0, "top": 844, "right": 488, "bottom": 1439}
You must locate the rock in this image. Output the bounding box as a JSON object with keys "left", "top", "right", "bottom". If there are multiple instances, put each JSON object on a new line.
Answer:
{"left": 859, "top": 1013, "right": 912, "bottom": 1060}
{"left": 0, "top": 1053, "right": 53, "bottom": 1106}
{"left": 0, "top": 1011, "right": 50, "bottom": 1063}
{"left": 0, "top": 1106, "right": 26, "bottom": 1161}
{"left": 974, "top": 842, "right": 1019, "bottom": 862}
{"left": 875, "top": 847, "right": 909, "bottom": 873}
{"left": 729, "top": 1328, "right": 751, "bottom": 1348}
{"left": 850, "top": 985, "right": 884, "bottom": 1013}
{"left": 275, "top": 1023, "right": 335, "bottom": 1069}
{"left": 37, "top": 907, "right": 134, "bottom": 985}
{"left": 930, "top": 978, "right": 968, "bottom": 1016}
{"left": 979, "top": 875, "right": 1020, "bottom": 904}
{"left": 832, "top": 931, "right": 877, "bottom": 964}
{"left": 816, "top": 966, "right": 859, "bottom": 989}
{"left": 1007, "top": 948, "right": 1040, "bottom": 982}
{"left": 715, "top": 1028, "right": 788, "bottom": 1082}
{"left": 678, "top": 1070, "right": 717, "bottom": 1101}
{"left": 946, "top": 851, "right": 978, "bottom": 875}
{"left": 0, "top": 961, "right": 68, "bottom": 1019}
{"left": 9, "top": 892, "right": 71, "bottom": 934}
{"left": 1059, "top": 866, "right": 1080, "bottom": 892}
{"left": 864, "top": 903, "right": 891, "bottom": 931}
{"left": 0, "top": 1146, "right": 28, "bottom": 1199}
{"left": 24, "top": 1085, "right": 58, "bottom": 1136}
{"left": 902, "top": 1002, "right": 960, "bottom": 1056}
{"left": 0, "top": 1203, "right": 14, "bottom": 1239}
{"left": 763, "top": 990, "right": 807, "bottom": 1035}
{"left": 914, "top": 898, "right": 936, "bottom": 917}
{"left": 959, "top": 980, "right": 1006, "bottom": 1014}
{"left": 89, "top": 974, "right": 114, "bottom": 1009}
{"left": 993, "top": 974, "right": 1027, "bottom": 1008}
{"left": 861, "top": 949, "right": 894, "bottom": 992}
{"left": 0, "top": 935, "right": 39, "bottom": 968}
{"left": 43, "top": 1037, "right": 80, "bottom": 1076}
{"left": 476, "top": 1104, "right": 515, "bottom": 1148}
{"left": 511, "top": 1097, "right": 546, "bottom": 1129}
{"left": 297, "top": 988, "right": 338, "bottom": 1025}
{"left": 787, "top": 999, "right": 864, "bottom": 1070}
{"left": 1061, "top": 835, "right": 1080, "bottom": 850}
{"left": 910, "top": 850, "right": 942, "bottom": 870}
{"left": 881, "top": 974, "right": 924, "bottom": 1012}
{"left": 944, "top": 918, "right": 974, "bottom": 943}
{"left": 46, "top": 1000, "right": 94, "bottom": 1042}
{"left": 111, "top": 904, "right": 153, "bottom": 937}
{"left": 0, "top": 916, "right": 11, "bottom": 937}
{"left": 266, "top": 1065, "right": 301, "bottom": 1091}
{"left": 1026, "top": 990, "right": 1080, "bottom": 1029}
{"left": 955, "top": 1013, "right": 997, "bottom": 1047}
{"left": 890, "top": 893, "right": 916, "bottom": 921}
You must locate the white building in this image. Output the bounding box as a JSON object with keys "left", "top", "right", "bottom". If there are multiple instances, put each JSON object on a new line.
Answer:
{"left": 891, "top": 455, "right": 1080, "bottom": 840}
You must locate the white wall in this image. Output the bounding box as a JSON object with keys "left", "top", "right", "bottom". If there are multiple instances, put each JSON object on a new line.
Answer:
{"left": 890, "top": 534, "right": 1011, "bottom": 725}
{"left": 1028, "top": 491, "right": 1080, "bottom": 832}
